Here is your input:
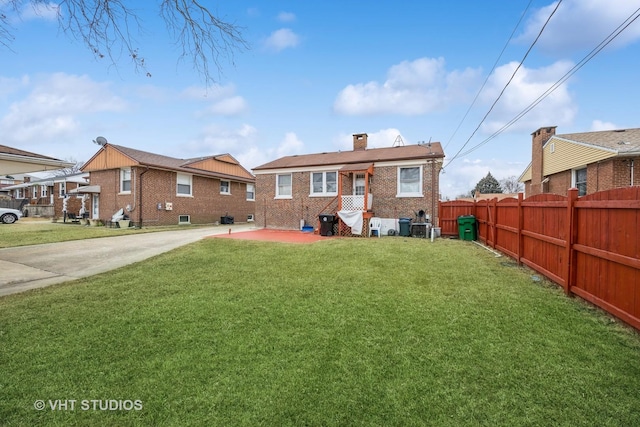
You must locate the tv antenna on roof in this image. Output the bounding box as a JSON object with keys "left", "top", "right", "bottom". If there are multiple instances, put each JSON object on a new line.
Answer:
{"left": 93, "top": 136, "right": 108, "bottom": 146}
{"left": 392, "top": 135, "right": 404, "bottom": 147}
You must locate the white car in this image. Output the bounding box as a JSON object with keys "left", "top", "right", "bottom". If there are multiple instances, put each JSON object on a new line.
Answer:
{"left": 0, "top": 207, "right": 23, "bottom": 224}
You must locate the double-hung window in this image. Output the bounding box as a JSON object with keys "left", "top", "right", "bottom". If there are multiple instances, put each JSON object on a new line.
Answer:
{"left": 276, "top": 174, "right": 292, "bottom": 198}
{"left": 220, "top": 180, "right": 230, "bottom": 195}
{"left": 397, "top": 166, "right": 422, "bottom": 197}
{"left": 59, "top": 182, "right": 66, "bottom": 198}
{"left": 311, "top": 171, "right": 337, "bottom": 196}
{"left": 177, "top": 173, "right": 192, "bottom": 196}
{"left": 120, "top": 168, "right": 132, "bottom": 193}
{"left": 573, "top": 167, "right": 587, "bottom": 196}
{"left": 246, "top": 183, "right": 255, "bottom": 201}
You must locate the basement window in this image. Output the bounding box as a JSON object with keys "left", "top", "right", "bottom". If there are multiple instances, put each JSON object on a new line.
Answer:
{"left": 178, "top": 215, "right": 191, "bottom": 224}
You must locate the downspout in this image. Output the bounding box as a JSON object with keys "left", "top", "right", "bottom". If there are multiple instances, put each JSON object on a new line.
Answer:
{"left": 631, "top": 159, "right": 635, "bottom": 186}
{"left": 138, "top": 167, "right": 149, "bottom": 228}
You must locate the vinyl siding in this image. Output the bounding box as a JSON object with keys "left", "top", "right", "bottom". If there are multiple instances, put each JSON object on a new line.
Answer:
{"left": 543, "top": 138, "right": 616, "bottom": 176}
{"left": 83, "top": 146, "right": 137, "bottom": 171}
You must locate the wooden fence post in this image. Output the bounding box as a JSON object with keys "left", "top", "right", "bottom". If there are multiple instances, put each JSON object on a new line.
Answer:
{"left": 517, "top": 192, "right": 523, "bottom": 266}
{"left": 564, "top": 188, "right": 578, "bottom": 295}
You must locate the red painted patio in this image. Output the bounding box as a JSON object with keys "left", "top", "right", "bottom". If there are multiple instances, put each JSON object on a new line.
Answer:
{"left": 210, "top": 228, "right": 330, "bottom": 244}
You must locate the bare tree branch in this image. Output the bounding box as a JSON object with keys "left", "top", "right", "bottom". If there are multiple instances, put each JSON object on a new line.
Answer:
{"left": 0, "top": 1, "right": 248, "bottom": 85}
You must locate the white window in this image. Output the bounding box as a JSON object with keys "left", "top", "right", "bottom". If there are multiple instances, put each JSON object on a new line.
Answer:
{"left": 120, "top": 168, "right": 132, "bottom": 193}
{"left": 354, "top": 174, "right": 365, "bottom": 196}
{"left": 178, "top": 215, "right": 190, "bottom": 224}
{"left": 276, "top": 174, "right": 292, "bottom": 198}
{"left": 220, "top": 180, "right": 230, "bottom": 195}
{"left": 177, "top": 173, "right": 192, "bottom": 196}
{"left": 573, "top": 167, "right": 587, "bottom": 196}
{"left": 41, "top": 185, "right": 48, "bottom": 198}
{"left": 397, "top": 166, "right": 423, "bottom": 197}
{"left": 311, "top": 171, "right": 337, "bottom": 196}
{"left": 59, "top": 182, "right": 66, "bottom": 197}
{"left": 246, "top": 183, "right": 255, "bottom": 201}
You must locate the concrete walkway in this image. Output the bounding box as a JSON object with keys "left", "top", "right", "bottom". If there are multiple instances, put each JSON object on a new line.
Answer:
{"left": 0, "top": 224, "right": 256, "bottom": 297}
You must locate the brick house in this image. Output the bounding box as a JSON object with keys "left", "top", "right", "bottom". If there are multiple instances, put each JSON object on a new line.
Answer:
{"left": 252, "top": 133, "right": 445, "bottom": 235}
{"left": 520, "top": 127, "right": 640, "bottom": 197}
{"left": 3, "top": 173, "right": 89, "bottom": 218}
{"left": 80, "top": 143, "right": 255, "bottom": 226}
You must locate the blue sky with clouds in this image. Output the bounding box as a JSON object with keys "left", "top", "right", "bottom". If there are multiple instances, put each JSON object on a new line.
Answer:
{"left": 1, "top": 0, "right": 640, "bottom": 198}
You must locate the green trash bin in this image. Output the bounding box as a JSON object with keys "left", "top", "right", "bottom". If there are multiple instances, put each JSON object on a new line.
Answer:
{"left": 457, "top": 215, "right": 477, "bottom": 241}
{"left": 398, "top": 218, "right": 412, "bottom": 237}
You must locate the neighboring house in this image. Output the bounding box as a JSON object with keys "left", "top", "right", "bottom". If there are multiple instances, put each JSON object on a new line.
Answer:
{"left": 79, "top": 143, "right": 255, "bottom": 226}
{"left": 252, "top": 133, "right": 445, "bottom": 235}
{"left": 520, "top": 126, "right": 640, "bottom": 197}
{"left": 0, "top": 144, "right": 74, "bottom": 175}
{"left": 3, "top": 173, "right": 90, "bottom": 218}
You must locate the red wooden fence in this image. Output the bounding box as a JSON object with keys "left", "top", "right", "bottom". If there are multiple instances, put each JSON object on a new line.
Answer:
{"left": 439, "top": 187, "right": 640, "bottom": 330}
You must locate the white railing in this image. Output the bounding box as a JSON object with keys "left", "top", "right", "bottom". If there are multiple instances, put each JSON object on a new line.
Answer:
{"left": 341, "top": 194, "right": 372, "bottom": 211}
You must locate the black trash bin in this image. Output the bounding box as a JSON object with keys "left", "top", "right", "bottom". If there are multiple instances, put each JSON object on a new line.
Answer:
{"left": 220, "top": 215, "right": 234, "bottom": 224}
{"left": 319, "top": 214, "right": 336, "bottom": 236}
{"left": 398, "top": 218, "right": 412, "bottom": 237}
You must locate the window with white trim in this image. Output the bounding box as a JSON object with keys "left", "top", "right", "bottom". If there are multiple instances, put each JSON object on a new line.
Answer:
{"left": 177, "top": 173, "right": 192, "bottom": 196}
{"left": 276, "top": 174, "right": 292, "bottom": 198}
{"left": 354, "top": 174, "right": 365, "bottom": 196}
{"left": 120, "top": 168, "right": 132, "bottom": 193}
{"left": 246, "top": 183, "right": 255, "bottom": 201}
{"left": 397, "top": 166, "right": 422, "bottom": 197}
{"left": 220, "top": 180, "right": 230, "bottom": 195}
{"left": 311, "top": 171, "right": 337, "bottom": 196}
{"left": 573, "top": 167, "right": 587, "bottom": 196}
{"left": 41, "top": 185, "right": 48, "bottom": 198}
{"left": 59, "top": 182, "right": 66, "bottom": 197}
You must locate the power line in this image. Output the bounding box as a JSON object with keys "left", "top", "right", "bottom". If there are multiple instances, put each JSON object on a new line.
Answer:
{"left": 453, "top": 6, "right": 640, "bottom": 160}
{"left": 445, "top": 0, "right": 563, "bottom": 168}
{"left": 444, "top": 0, "right": 533, "bottom": 151}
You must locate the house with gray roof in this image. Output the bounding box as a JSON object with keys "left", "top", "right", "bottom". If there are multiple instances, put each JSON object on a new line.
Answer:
{"left": 80, "top": 142, "right": 255, "bottom": 226}
{"left": 252, "top": 133, "right": 445, "bottom": 235}
{"left": 519, "top": 127, "right": 640, "bottom": 197}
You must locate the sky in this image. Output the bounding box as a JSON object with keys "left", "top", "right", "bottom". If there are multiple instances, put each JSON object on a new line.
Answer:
{"left": 1, "top": 0, "right": 640, "bottom": 198}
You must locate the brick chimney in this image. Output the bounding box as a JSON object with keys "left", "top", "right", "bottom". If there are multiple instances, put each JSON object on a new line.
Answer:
{"left": 353, "top": 133, "right": 368, "bottom": 151}
{"left": 530, "top": 126, "right": 556, "bottom": 196}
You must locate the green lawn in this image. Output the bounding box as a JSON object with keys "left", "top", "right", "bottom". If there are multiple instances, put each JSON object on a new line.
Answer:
{"left": 1, "top": 237, "right": 639, "bottom": 426}
{"left": 0, "top": 220, "right": 210, "bottom": 248}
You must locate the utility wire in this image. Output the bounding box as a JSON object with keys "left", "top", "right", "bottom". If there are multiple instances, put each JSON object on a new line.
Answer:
{"left": 444, "top": 0, "right": 533, "bottom": 150}
{"left": 454, "top": 6, "right": 640, "bottom": 159}
{"left": 444, "top": 0, "right": 563, "bottom": 169}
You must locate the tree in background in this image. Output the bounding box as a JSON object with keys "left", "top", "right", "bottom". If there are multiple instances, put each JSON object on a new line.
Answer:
{"left": 474, "top": 172, "right": 503, "bottom": 195}
{"left": 52, "top": 158, "right": 85, "bottom": 176}
{"left": 499, "top": 175, "right": 524, "bottom": 193}
{"left": 0, "top": 1, "right": 247, "bottom": 85}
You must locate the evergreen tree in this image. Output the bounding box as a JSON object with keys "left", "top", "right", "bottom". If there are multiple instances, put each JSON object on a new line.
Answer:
{"left": 474, "top": 172, "right": 503, "bottom": 195}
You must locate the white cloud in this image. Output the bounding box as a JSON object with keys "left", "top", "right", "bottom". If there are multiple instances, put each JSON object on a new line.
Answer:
{"left": 0, "top": 73, "right": 127, "bottom": 144}
{"left": 333, "top": 57, "right": 481, "bottom": 115}
{"left": 264, "top": 28, "right": 300, "bottom": 52}
{"left": 207, "top": 96, "right": 248, "bottom": 116}
{"left": 14, "top": 1, "right": 58, "bottom": 22}
{"left": 478, "top": 60, "right": 577, "bottom": 134}
{"left": 590, "top": 120, "right": 619, "bottom": 131}
{"left": 441, "top": 157, "right": 528, "bottom": 199}
{"left": 277, "top": 12, "right": 296, "bottom": 23}
{"left": 517, "top": 0, "right": 640, "bottom": 55}
{"left": 275, "top": 132, "right": 304, "bottom": 158}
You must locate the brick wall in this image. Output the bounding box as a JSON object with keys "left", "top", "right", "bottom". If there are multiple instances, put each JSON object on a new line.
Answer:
{"left": 89, "top": 167, "right": 254, "bottom": 226}
{"left": 255, "top": 160, "right": 442, "bottom": 230}
{"left": 529, "top": 126, "right": 556, "bottom": 196}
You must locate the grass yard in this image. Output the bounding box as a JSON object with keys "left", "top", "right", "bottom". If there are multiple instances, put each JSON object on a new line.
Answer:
{"left": 0, "top": 219, "right": 210, "bottom": 248}
{"left": 1, "top": 237, "right": 639, "bottom": 426}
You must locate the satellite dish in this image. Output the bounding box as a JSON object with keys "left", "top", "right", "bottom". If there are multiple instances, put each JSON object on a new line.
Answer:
{"left": 94, "top": 136, "right": 108, "bottom": 146}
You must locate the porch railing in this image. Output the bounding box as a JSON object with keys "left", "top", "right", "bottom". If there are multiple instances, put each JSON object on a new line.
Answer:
{"left": 340, "top": 194, "right": 372, "bottom": 211}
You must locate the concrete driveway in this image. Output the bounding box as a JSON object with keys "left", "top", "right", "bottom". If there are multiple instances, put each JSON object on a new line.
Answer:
{"left": 0, "top": 224, "right": 256, "bottom": 297}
